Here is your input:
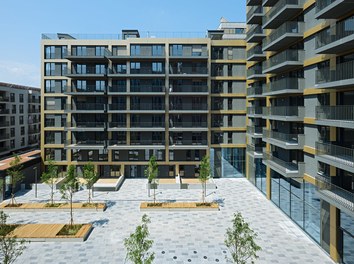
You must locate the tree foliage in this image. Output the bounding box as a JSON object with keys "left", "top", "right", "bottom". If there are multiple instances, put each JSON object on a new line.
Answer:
{"left": 198, "top": 155, "right": 211, "bottom": 203}
{"left": 41, "top": 159, "right": 59, "bottom": 205}
{"left": 60, "top": 165, "right": 78, "bottom": 225}
{"left": 144, "top": 156, "right": 158, "bottom": 204}
{"left": 225, "top": 212, "right": 261, "bottom": 264}
{"left": 82, "top": 162, "right": 98, "bottom": 204}
{"left": 6, "top": 155, "right": 24, "bottom": 205}
{"left": 0, "top": 211, "right": 27, "bottom": 264}
{"left": 124, "top": 214, "right": 154, "bottom": 264}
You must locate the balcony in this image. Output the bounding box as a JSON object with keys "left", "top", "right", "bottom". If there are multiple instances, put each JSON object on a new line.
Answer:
{"left": 263, "top": 106, "right": 305, "bottom": 121}
{"left": 262, "top": 129, "right": 305, "bottom": 149}
{"left": 263, "top": 50, "right": 303, "bottom": 74}
{"left": 28, "top": 127, "right": 40, "bottom": 134}
{"left": 130, "top": 68, "right": 165, "bottom": 76}
{"left": 170, "top": 103, "right": 208, "bottom": 113}
{"left": 315, "top": 60, "right": 354, "bottom": 89}
{"left": 246, "top": 25, "right": 266, "bottom": 43}
{"left": 108, "top": 86, "right": 127, "bottom": 94}
{"left": 247, "top": 0, "right": 262, "bottom": 5}
{"left": 262, "top": 77, "right": 304, "bottom": 96}
{"left": 130, "top": 85, "right": 165, "bottom": 94}
{"left": 169, "top": 121, "right": 208, "bottom": 131}
{"left": 263, "top": 152, "right": 305, "bottom": 178}
{"left": 247, "top": 126, "right": 263, "bottom": 138}
{"left": 247, "top": 45, "right": 266, "bottom": 61}
{"left": 169, "top": 139, "right": 208, "bottom": 149}
{"left": 66, "top": 122, "right": 106, "bottom": 131}
{"left": 107, "top": 122, "right": 127, "bottom": 131}
{"left": 0, "top": 146, "right": 9, "bottom": 154}
{"left": 247, "top": 83, "right": 265, "bottom": 98}
{"left": 131, "top": 122, "right": 165, "bottom": 129}
{"left": 247, "top": 6, "right": 263, "bottom": 24}
{"left": 263, "top": 0, "right": 304, "bottom": 29}
{"left": 247, "top": 106, "right": 263, "bottom": 117}
{"left": 130, "top": 103, "right": 165, "bottom": 112}
{"left": 247, "top": 64, "right": 266, "bottom": 80}
{"left": 107, "top": 140, "right": 127, "bottom": 149}
{"left": 28, "top": 98, "right": 40, "bottom": 104}
{"left": 316, "top": 142, "right": 354, "bottom": 173}
{"left": 0, "top": 109, "right": 10, "bottom": 114}
{"left": 169, "top": 67, "right": 208, "bottom": 78}
{"left": 66, "top": 68, "right": 107, "bottom": 78}
{"left": 263, "top": 0, "right": 279, "bottom": 6}
{"left": 0, "top": 96, "right": 9, "bottom": 102}
{"left": 316, "top": 105, "right": 354, "bottom": 129}
{"left": 65, "top": 49, "right": 109, "bottom": 62}
{"left": 316, "top": 16, "right": 354, "bottom": 54}
{"left": 65, "top": 85, "right": 107, "bottom": 95}
{"left": 65, "top": 139, "right": 106, "bottom": 149}
{"left": 246, "top": 144, "right": 263, "bottom": 158}
{"left": 45, "top": 120, "right": 65, "bottom": 128}
{"left": 315, "top": 174, "right": 354, "bottom": 214}
{"left": 131, "top": 139, "right": 165, "bottom": 146}
{"left": 0, "top": 121, "right": 10, "bottom": 128}
{"left": 263, "top": 22, "right": 304, "bottom": 51}
{"left": 0, "top": 133, "right": 9, "bottom": 142}
{"left": 67, "top": 103, "right": 106, "bottom": 113}
{"left": 169, "top": 85, "right": 208, "bottom": 95}
{"left": 315, "top": 0, "right": 354, "bottom": 19}
{"left": 107, "top": 104, "right": 127, "bottom": 112}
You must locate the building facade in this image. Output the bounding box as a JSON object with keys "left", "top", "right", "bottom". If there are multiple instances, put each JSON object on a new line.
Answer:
{"left": 246, "top": 0, "right": 354, "bottom": 263}
{"left": 0, "top": 82, "right": 41, "bottom": 158}
{"left": 41, "top": 22, "right": 247, "bottom": 179}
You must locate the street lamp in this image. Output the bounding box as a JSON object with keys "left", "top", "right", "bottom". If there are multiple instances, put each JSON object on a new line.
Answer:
{"left": 33, "top": 167, "right": 37, "bottom": 198}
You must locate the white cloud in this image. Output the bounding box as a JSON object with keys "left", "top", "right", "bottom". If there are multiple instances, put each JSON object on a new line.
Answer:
{"left": 0, "top": 61, "right": 40, "bottom": 88}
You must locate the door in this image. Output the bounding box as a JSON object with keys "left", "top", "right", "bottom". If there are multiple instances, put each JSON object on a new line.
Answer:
{"left": 130, "top": 165, "right": 137, "bottom": 178}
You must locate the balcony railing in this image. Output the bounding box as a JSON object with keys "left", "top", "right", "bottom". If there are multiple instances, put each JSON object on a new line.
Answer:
{"left": 264, "top": 49, "right": 303, "bottom": 72}
{"left": 70, "top": 103, "right": 106, "bottom": 111}
{"left": 316, "top": 60, "right": 354, "bottom": 84}
{"left": 316, "top": 105, "right": 354, "bottom": 123}
{"left": 107, "top": 139, "right": 126, "bottom": 145}
{"left": 0, "top": 109, "right": 10, "bottom": 114}
{"left": 109, "top": 86, "right": 127, "bottom": 93}
{"left": 247, "top": 107, "right": 263, "bottom": 116}
{"left": 170, "top": 139, "right": 208, "bottom": 145}
{"left": 130, "top": 68, "right": 164, "bottom": 75}
{"left": 131, "top": 140, "right": 165, "bottom": 145}
{"left": 263, "top": 152, "right": 301, "bottom": 171}
{"left": 316, "top": 141, "right": 354, "bottom": 169}
{"left": 247, "top": 126, "right": 263, "bottom": 135}
{"left": 263, "top": 0, "right": 302, "bottom": 27}
{"left": 169, "top": 67, "right": 208, "bottom": 75}
{"left": 0, "top": 96, "right": 9, "bottom": 102}
{"left": 247, "top": 45, "right": 265, "bottom": 60}
{"left": 170, "top": 86, "right": 208, "bottom": 93}
{"left": 247, "top": 64, "right": 264, "bottom": 77}
{"left": 247, "top": 84, "right": 264, "bottom": 97}
{"left": 170, "top": 121, "right": 208, "bottom": 128}
{"left": 65, "top": 140, "right": 106, "bottom": 146}
{"left": 68, "top": 122, "right": 106, "bottom": 128}
{"left": 263, "top": 129, "right": 304, "bottom": 144}
{"left": 263, "top": 77, "right": 304, "bottom": 94}
{"left": 70, "top": 67, "right": 107, "bottom": 75}
{"left": 67, "top": 85, "right": 107, "bottom": 93}
{"left": 247, "top": 6, "right": 263, "bottom": 23}
{"left": 131, "top": 104, "right": 165, "bottom": 111}
{"left": 109, "top": 122, "right": 126, "bottom": 128}
{"left": 131, "top": 86, "right": 165, "bottom": 93}
{"left": 263, "top": 106, "right": 305, "bottom": 119}
{"left": 0, "top": 121, "right": 9, "bottom": 127}
{"left": 66, "top": 48, "right": 109, "bottom": 57}
{"left": 170, "top": 104, "right": 207, "bottom": 111}
{"left": 315, "top": 174, "right": 354, "bottom": 212}
{"left": 0, "top": 147, "right": 9, "bottom": 153}
{"left": 131, "top": 122, "right": 165, "bottom": 128}
{"left": 246, "top": 144, "right": 263, "bottom": 153}
{"left": 246, "top": 25, "right": 264, "bottom": 40}
{"left": 45, "top": 120, "right": 65, "bottom": 127}
{"left": 316, "top": 0, "right": 336, "bottom": 12}
{"left": 108, "top": 104, "right": 127, "bottom": 111}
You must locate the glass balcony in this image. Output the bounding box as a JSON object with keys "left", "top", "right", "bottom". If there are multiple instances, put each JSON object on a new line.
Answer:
{"left": 107, "top": 139, "right": 127, "bottom": 146}
{"left": 66, "top": 122, "right": 106, "bottom": 131}
{"left": 0, "top": 133, "right": 9, "bottom": 141}
{"left": 169, "top": 67, "right": 208, "bottom": 76}
{"left": 130, "top": 103, "right": 165, "bottom": 111}
{"left": 263, "top": 0, "right": 303, "bottom": 29}
{"left": 263, "top": 0, "right": 279, "bottom": 6}
{"left": 131, "top": 85, "right": 165, "bottom": 93}
{"left": 108, "top": 122, "right": 126, "bottom": 129}
{"left": 246, "top": 25, "right": 266, "bottom": 43}
{"left": 263, "top": 77, "right": 304, "bottom": 96}
{"left": 316, "top": 16, "right": 354, "bottom": 54}
{"left": 316, "top": 0, "right": 354, "bottom": 19}
{"left": 247, "top": 45, "right": 266, "bottom": 61}
{"left": 263, "top": 106, "right": 305, "bottom": 121}
{"left": 263, "top": 22, "right": 304, "bottom": 51}
{"left": 247, "top": 84, "right": 264, "bottom": 98}
{"left": 247, "top": 126, "right": 263, "bottom": 138}
{"left": 67, "top": 67, "right": 106, "bottom": 77}
{"left": 263, "top": 129, "right": 305, "bottom": 149}
{"left": 69, "top": 103, "right": 106, "bottom": 112}
{"left": 108, "top": 86, "right": 127, "bottom": 93}
{"left": 247, "top": 0, "right": 262, "bottom": 5}
{"left": 169, "top": 121, "right": 208, "bottom": 128}
{"left": 170, "top": 103, "right": 208, "bottom": 111}
{"left": 246, "top": 144, "right": 263, "bottom": 158}
{"left": 316, "top": 142, "right": 354, "bottom": 173}
{"left": 130, "top": 67, "right": 165, "bottom": 75}
{"left": 247, "top": 106, "right": 263, "bottom": 117}
{"left": 65, "top": 48, "right": 109, "bottom": 61}
{"left": 0, "top": 109, "right": 10, "bottom": 114}
{"left": 170, "top": 139, "right": 208, "bottom": 146}
{"left": 65, "top": 139, "right": 106, "bottom": 148}
{"left": 131, "top": 122, "right": 165, "bottom": 128}
{"left": 316, "top": 105, "right": 354, "bottom": 129}
{"left": 131, "top": 139, "right": 165, "bottom": 145}
{"left": 107, "top": 104, "right": 127, "bottom": 111}
{"left": 0, "top": 146, "right": 9, "bottom": 153}
{"left": 247, "top": 64, "right": 266, "bottom": 80}
{"left": 315, "top": 60, "right": 354, "bottom": 89}
{"left": 247, "top": 6, "right": 263, "bottom": 24}
{"left": 263, "top": 152, "right": 304, "bottom": 177}
{"left": 263, "top": 49, "right": 303, "bottom": 74}
{"left": 169, "top": 85, "right": 208, "bottom": 94}
{"left": 315, "top": 174, "right": 354, "bottom": 213}
{"left": 65, "top": 85, "right": 107, "bottom": 94}
{"left": 0, "top": 121, "right": 9, "bottom": 128}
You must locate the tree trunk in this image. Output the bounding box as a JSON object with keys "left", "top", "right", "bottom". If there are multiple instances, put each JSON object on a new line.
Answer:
{"left": 153, "top": 184, "right": 156, "bottom": 204}
{"left": 88, "top": 188, "right": 92, "bottom": 204}
{"left": 202, "top": 182, "right": 205, "bottom": 203}
{"left": 70, "top": 192, "right": 73, "bottom": 225}
{"left": 50, "top": 185, "right": 54, "bottom": 205}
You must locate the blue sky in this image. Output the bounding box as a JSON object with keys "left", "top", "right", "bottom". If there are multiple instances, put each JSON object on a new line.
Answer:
{"left": 0, "top": 0, "right": 246, "bottom": 87}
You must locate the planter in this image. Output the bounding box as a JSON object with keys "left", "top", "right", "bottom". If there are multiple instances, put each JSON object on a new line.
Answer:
{"left": 140, "top": 202, "right": 219, "bottom": 211}
{"left": 0, "top": 202, "right": 107, "bottom": 212}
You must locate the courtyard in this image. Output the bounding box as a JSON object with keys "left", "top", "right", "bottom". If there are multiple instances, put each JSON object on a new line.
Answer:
{"left": 6, "top": 178, "right": 334, "bottom": 264}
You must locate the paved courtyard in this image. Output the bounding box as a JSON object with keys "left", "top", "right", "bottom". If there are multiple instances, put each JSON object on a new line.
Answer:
{"left": 6, "top": 178, "right": 334, "bottom": 264}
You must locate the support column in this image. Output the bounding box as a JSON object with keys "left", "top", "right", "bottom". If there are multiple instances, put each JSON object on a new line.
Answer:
{"left": 330, "top": 205, "right": 341, "bottom": 262}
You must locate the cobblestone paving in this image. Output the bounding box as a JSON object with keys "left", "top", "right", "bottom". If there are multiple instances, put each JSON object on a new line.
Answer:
{"left": 7, "top": 178, "right": 334, "bottom": 264}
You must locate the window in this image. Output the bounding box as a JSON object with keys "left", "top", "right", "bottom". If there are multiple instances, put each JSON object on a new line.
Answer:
{"left": 21, "top": 138, "right": 25, "bottom": 146}
{"left": 129, "top": 150, "right": 139, "bottom": 161}
{"left": 131, "top": 45, "right": 141, "bottom": 56}
{"left": 21, "top": 127, "right": 25, "bottom": 135}
{"left": 116, "top": 64, "right": 127, "bottom": 74}
{"left": 152, "top": 62, "right": 163, "bottom": 73}
{"left": 192, "top": 45, "right": 202, "bottom": 56}
{"left": 10, "top": 128, "right": 15, "bottom": 137}
{"left": 10, "top": 93, "right": 15, "bottom": 102}
{"left": 19, "top": 105, "right": 23, "bottom": 114}
{"left": 95, "top": 64, "right": 106, "bottom": 74}
{"left": 76, "top": 46, "right": 87, "bottom": 56}
{"left": 95, "top": 46, "right": 105, "bottom": 56}
{"left": 12, "top": 105, "right": 16, "bottom": 114}
{"left": 19, "top": 116, "right": 24, "bottom": 125}
{"left": 45, "top": 46, "right": 55, "bottom": 59}
{"left": 96, "top": 80, "right": 105, "bottom": 91}
{"left": 19, "top": 94, "right": 23, "bottom": 103}
{"left": 77, "top": 64, "right": 86, "bottom": 74}
{"left": 152, "top": 45, "right": 163, "bottom": 56}
{"left": 10, "top": 140, "right": 15, "bottom": 149}
{"left": 228, "top": 132, "right": 233, "bottom": 144}
{"left": 171, "top": 45, "right": 183, "bottom": 56}
{"left": 10, "top": 117, "right": 15, "bottom": 126}
{"left": 130, "top": 62, "right": 141, "bottom": 73}
{"left": 45, "top": 62, "right": 55, "bottom": 76}
{"left": 45, "top": 80, "right": 55, "bottom": 93}
{"left": 77, "top": 80, "right": 87, "bottom": 90}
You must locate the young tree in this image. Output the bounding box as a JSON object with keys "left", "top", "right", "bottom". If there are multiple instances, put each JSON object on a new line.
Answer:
{"left": 225, "top": 212, "right": 261, "bottom": 264}
{"left": 124, "top": 214, "right": 154, "bottom": 264}
{"left": 41, "top": 159, "right": 59, "bottom": 205}
{"left": 82, "top": 162, "right": 98, "bottom": 204}
{"left": 0, "top": 212, "right": 27, "bottom": 264}
{"left": 60, "top": 165, "right": 78, "bottom": 226}
{"left": 6, "top": 155, "right": 24, "bottom": 206}
{"left": 198, "top": 155, "right": 211, "bottom": 203}
{"left": 144, "top": 156, "right": 158, "bottom": 204}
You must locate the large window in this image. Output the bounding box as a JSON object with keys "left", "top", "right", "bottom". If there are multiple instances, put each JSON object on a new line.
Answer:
{"left": 171, "top": 45, "right": 183, "bottom": 56}
{"left": 131, "top": 45, "right": 141, "bottom": 56}
{"left": 152, "top": 62, "right": 163, "bottom": 73}
{"left": 152, "top": 45, "right": 163, "bottom": 56}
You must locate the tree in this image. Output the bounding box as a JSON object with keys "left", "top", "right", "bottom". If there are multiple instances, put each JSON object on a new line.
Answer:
{"left": 82, "top": 162, "right": 98, "bottom": 204}
{"left": 124, "top": 214, "right": 154, "bottom": 264}
{"left": 144, "top": 156, "right": 158, "bottom": 204}
{"left": 60, "top": 165, "right": 78, "bottom": 226}
{"left": 198, "top": 155, "right": 211, "bottom": 203}
{"left": 225, "top": 212, "right": 261, "bottom": 264}
{"left": 41, "top": 159, "right": 59, "bottom": 205}
{"left": 6, "top": 155, "right": 24, "bottom": 206}
{"left": 0, "top": 211, "right": 27, "bottom": 264}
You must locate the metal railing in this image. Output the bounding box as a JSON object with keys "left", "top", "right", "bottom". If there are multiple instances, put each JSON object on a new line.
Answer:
{"left": 0, "top": 96, "right": 9, "bottom": 102}
{"left": 67, "top": 48, "right": 110, "bottom": 57}
{"left": 169, "top": 67, "right": 208, "bottom": 75}
{"left": 263, "top": 152, "right": 300, "bottom": 171}
{"left": 316, "top": 141, "right": 354, "bottom": 168}
{"left": 108, "top": 104, "right": 127, "bottom": 111}
{"left": 263, "top": 106, "right": 305, "bottom": 118}
{"left": 247, "top": 64, "right": 264, "bottom": 76}
{"left": 70, "top": 67, "right": 107, "bottom": 75}
{"left": 170, "top": 103, "right": 208, "bottom": 111}
{"left": 131, "top": 122, "right": 165, "bottom": 128}
{"left": 0, "top": 109, "right": 10, "bottom": 114}
{"left": 263, "top": 21, "right": 304, "bottom": 48}
{"left": 65, "top": 140, "right": 106, "bottom": 146}
{"left": 247, "top": 126, "right": 263, "bottom": 134}
{"left": 108, "top": 122, "right": 126, "bottom": 128}
{"left": 68, "top": 85, "right": 107, "bottom": 93}
{"left": 247, "top": 45, "right": 264, "bottom": 58}
{"left": 315, "top": 174, "right": 354, "bottom": 212}
{"left": 247, "top": 84, "right": 264, "bottom": 96}
{"left": 246, "top": 25, "right": 264, "bottom": 40}
{"left": 316, "top": 16, "right": 354, "bottom": 49}
{"left": 170, "top": 139, "right": 208, "bottom": 145}
{"left": 131, "top": 140, "right": 165, "bottom": 145}
{"left": 247, "top": 106, "right": 263, "bottom": 115}
{"left": 107, "top": 139, "right": 127, "bottom": 145}
{"left": 131, "top": 86, "right": 165, "bottom": 93}
{"left": 316, "top": 0, "right": 336, "bottom": 12}
{"left": 170, "top": 121, "right": 207, "bottom": 128}
{"left": 131, "top": 104, "right": 165, "bottom": 111}
{"left": 316, "top": 60, "right": 354, "bottom": 84}
{"left": 247, "top": 6, "right": 263, "bottom": 20}
{"left": 45, "top": 120, "right": 65, "bottom": 127}
{"left": 263, "top": 0, "right": 302, "bottom": 25}
{"left": 264, "top": 77, "right": 304, "bottom": 93}
{"left": 316, "top": 105, "right": 354, "bottom": 122}
{"left": 246, "top": 144, "right": 263, "bottom": 153}
{"left": 109, "top": 86, "right": 127, "bottom": 93}
{"left": 70, "top": 103, "right": 106, "bottom": 111}
{"left": 170, "top": 86, "right": 208, "bottom": 93}
{"left": 265, "top": 49, "right": 303, "bottom": 70}
{"left": 263, "top": 129, "right": 302, "bottom": 144}
{"left": 68, "top": 122, "right": 106, "bottom": 128}
{"left": 130, "top": 67, "right": 165, "bottom": 75}
{"left": 0, "top": 121, "right": 9, "bottom": 127}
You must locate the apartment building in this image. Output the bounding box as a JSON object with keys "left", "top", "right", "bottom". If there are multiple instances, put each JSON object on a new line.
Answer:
{"left": 41, "top": 21, "right": 247, "bottom": 179}
{"left": 246, "top": 0, "right": 354, "bottom": 263}
{"left": 0, "top": 82, "right": 40, "bottom": 158}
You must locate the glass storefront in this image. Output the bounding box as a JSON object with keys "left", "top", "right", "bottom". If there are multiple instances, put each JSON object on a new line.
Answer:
{"left": 255, "top": 159, "right": 266, "bottom": 195}
{"left": 341, "top": 211, "right": 354, "bottom": 264}
{"left": 211, "top": 148, "right": 245, "bottom": 178}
